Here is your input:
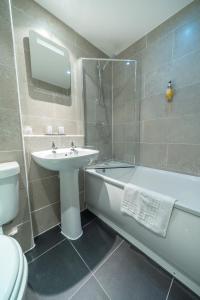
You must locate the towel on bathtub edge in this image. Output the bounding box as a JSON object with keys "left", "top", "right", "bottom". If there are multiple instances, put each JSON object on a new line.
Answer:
{"left": 121, "top": 183, "right": 176, "bottom": 238}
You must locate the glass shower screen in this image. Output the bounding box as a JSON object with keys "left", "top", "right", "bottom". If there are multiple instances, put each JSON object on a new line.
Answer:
{"left": 82, "top": 58, "right": 139, "bottom": 166}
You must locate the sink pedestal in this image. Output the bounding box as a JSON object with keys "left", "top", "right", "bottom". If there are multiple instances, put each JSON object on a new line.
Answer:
{"left": 32, "top": 147, "right": 99, "bottom": 240}
{"left": 60, "top": 169, "right": 83, "bottom": 240}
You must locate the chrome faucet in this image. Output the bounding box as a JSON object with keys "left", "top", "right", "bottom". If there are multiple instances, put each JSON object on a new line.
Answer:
{"left": 52, "top": 141, "right": 57, "bottom": 153}
{"left": 70, "top": 141, "right": 78, "bottom": 154}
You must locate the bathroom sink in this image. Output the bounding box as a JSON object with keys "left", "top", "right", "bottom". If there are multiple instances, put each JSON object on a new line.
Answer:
{"left": 32, "top": 147, "right": 99, "bottom": 240}
{"left": 32, "top": 148, "right": 99, "bottom": 171}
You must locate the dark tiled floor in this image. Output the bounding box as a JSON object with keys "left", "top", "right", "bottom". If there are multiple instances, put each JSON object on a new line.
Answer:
{"left": 72, "top": 218, "right": 122, "bottom": 271}
{"left": 168, "top": 280, "right": 200, "bottom": 300}
{"left": 26, "top": 225, "right": 65, "bottom": 263}
{"left": 81, "top": 209, "right": 96, "bottom": 227}
{"left": 95, "top": 241, "right": 170, "bottom": 300}
{"left": 26, "top": 209, "right": 200, "bottom": 300}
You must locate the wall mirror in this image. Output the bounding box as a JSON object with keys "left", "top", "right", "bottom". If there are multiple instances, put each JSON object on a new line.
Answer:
{"left": 29, "top": 30, "right": 71, "bottom": 90}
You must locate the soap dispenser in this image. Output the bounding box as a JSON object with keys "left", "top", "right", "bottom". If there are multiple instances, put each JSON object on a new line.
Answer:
{"left": 165, "top": 81, "right": 174, "bottom": 102}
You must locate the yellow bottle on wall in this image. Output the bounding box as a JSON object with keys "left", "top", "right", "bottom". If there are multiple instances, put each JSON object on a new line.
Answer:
{"left": 165, "top": 81, "right": 174, "bottom": 102}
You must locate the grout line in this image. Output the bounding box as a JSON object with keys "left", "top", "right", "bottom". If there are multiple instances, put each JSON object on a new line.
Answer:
{"left": 166, "top": 143, "right": 169, "bottom": 169}
{"left": 172, "top": 47, "right": 200, "bottom": 63}
{"left": 24, "top": 134, "right": 84, "bottom": 138}
{"left": 0, "top": 149, "right": 22, "bottom": 153}
{"left": 93, "top": 239, "right": 124, "bottom": 273}
{"left": 92, "top": 273, "right": 111, "bottom": 300}
{"left": 166, "top": 277, "right": 174, "bottom": 300}
{"left": 69, "top": 240, "right": 111, "bottom": 299}
{"left": 171, "top": 30, "right": 175, "bottom": 60}
{"left": 34, "top": 222, "right": 61, "bottom": 238}
{"left": 111, "top": 61, "right": 114, "bottom": 158}
{"left": 81, "top": 58, "right": 136, "bottom": 62}
{"left": 140, "top": 141, "right": 200, "bottom": 146}
{"left": 31, "top": 201, "right": 60, "bottom": 213}
{"left": 69, "top": 240, "right": 91, "bottom": 272}
{"left": 58, "top": 214, "right": 96, "bottom": 231}
{"left": 29, "top": 174, "right": 59, "bottom": 183}
{"left": 8, "top": 0, "right": 35, "bottom": 247}
{"left": 140, "top": 112, "right": 200, "bottom": 123}
{"left": 69, "top": 236, "right": 125, "bottom": 299}
{"left": 24, "top": 242, "right": 35, "bottom": 254}
{"left": 68, "top": 274, "right": 94, "bottom": 300}
{"left": 28, "top": 238, "right": 66, "bottom": 264}
{"left": 82, "top": 217, "right": 97, "bottom": 228}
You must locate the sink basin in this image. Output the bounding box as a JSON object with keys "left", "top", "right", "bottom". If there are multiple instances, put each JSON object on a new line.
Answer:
{"left": 32, "top": 147, "right": 99, "bottom": 240}
{"left": 32, "top": 148, "right": 99, "bottom": 171}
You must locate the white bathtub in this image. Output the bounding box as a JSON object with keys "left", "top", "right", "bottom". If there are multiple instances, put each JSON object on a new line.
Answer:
{"left": 85, "top": 162, "right": 200, "bottom": 296}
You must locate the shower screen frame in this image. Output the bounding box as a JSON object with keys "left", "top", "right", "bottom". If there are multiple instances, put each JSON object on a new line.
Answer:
{"left": 81, "top": 57, "right": 138, "bottom": 168}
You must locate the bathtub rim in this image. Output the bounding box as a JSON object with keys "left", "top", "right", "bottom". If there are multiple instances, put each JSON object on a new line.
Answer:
{"left": 86, "top": 167, "right": 200, "bottom": 218}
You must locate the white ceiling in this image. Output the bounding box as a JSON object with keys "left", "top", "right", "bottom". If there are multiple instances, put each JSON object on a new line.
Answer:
{"left": 35, "top": 0, "right": 193, "bottom": 56}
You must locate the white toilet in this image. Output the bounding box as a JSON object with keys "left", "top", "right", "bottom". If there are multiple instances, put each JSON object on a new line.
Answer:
{"left": 0, "top": 162, "right": 28, "bottom": 300}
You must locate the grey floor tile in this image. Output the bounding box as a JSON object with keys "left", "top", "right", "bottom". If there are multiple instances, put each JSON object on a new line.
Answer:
{"left": 168, "top": 280, "right": 200, "bottom": 300}
{"left": 71, "top": 276, "right": 109, "bottom": 300}
{"left": 81, "top": 209, "right": 96, "bottom": 227}
{"left": 95, "top": 241, "right": 171, "bottom": 300}
{"left": 28, "top": 240, "right": 91, "bottom": 299}
{"left": 25, "top": 225, "right": 65, "bottom": 263}
{"left": 72, "top": 218, "right": 122, "bottom": 271}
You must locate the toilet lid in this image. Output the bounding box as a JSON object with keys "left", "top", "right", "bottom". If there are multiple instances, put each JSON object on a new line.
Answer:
{"left": 0, "top": 236, "right": 23, "bottom": 300}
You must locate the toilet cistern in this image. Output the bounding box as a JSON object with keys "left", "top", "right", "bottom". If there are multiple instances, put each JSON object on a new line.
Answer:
{"left": 0, "top": 162, "right": 20, "bottom": 235}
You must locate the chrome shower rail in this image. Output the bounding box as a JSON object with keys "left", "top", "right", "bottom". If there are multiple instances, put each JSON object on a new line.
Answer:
{"left": 93, "top": 165, "right": 135, "bottom": 170}
{"left": 81, "top": 57, "right": 137, "bottom": 63}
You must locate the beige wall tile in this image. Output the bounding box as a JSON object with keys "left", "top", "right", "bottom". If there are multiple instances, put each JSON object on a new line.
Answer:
{"left": 167, "top": 144, "right": 200, "bottom": 175}
{"left": 142, "top": 33, "right": 173, "bottom": 75}
{"left": 140, "top": 143, "right": 167, "bottom": 169}
{"left": 79, "top": 169, "right": 85, "bottom": 193}
{"left": 141, "top": 119, "right": 168, "bottom": 143}
{"left": 172, "top": 50, "right": 200, "bottom": 89}
{"left": 80, "top": 191, "right": 86, "bottom": 212}
{"left": 4, "top": 220, "right": 34, "bottom": 252}
{"left": 147, "top": 0, "right": 200, "bottom": 45}
{"left": 173, "top": 19, "right": 200, "bottom": 60}
{"left": 0, "top": 108, "right": 23, "bottom": 151}
{"left": 113, "top": 142, "right": 139, "bottom": 164}
{"left": 26, "top": 155, "right": 57, "bottom": 182}
{"left": 167, "top": 114, "right": 200, "bottom": 144}
{"left": 0, "top": 26, "right": 14, "bottom": 67}
{"left": 141, "top": 83, "right": 200, "bottom": 121}
{"left": 0, "top": 64, "right": 19, "bottom": 111}
{"left": 31, "top": 202, "right": 60, "bottom": 236}
{"left": 140, "top": 95, "right": 167, "bottom": 121}
{"left": 144, "top": 63, "right": 172, "bottom": 98}
{"left": 14, "top": 221, "right": 34, "bottom": 252}
{"left": 29, "top": 176, "right": 60, "bottom": 211}
{"left": 118, "top": 37, "right": 147, "bottom": 58}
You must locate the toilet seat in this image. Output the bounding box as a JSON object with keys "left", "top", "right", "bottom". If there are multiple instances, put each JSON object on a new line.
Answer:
{"left": 0, "top": 236, "right": 28, "bottom": 300}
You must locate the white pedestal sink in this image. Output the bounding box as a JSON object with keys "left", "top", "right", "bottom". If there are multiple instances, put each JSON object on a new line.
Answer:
{"left": 32, "top": 147, "right": 99, "bottom": 240}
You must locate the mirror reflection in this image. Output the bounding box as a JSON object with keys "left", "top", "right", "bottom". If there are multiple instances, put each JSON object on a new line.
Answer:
{"left": 29, "top": 30, "right": 71, "bottom": 90}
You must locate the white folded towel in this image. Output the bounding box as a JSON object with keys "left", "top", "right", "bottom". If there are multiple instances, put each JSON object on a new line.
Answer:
{"left": 121, "top": 183, "right": 176, "bottom": 237}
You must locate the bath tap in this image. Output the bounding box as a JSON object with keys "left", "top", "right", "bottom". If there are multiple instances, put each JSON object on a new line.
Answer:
{"left": 51, "top": 141, "right": 57, "bottom": 153}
